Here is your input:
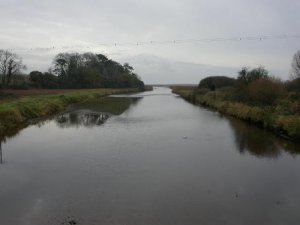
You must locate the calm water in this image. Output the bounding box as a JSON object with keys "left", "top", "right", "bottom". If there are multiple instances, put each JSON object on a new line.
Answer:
{"left": 0, "top": 87, "right": 300, "bottom": 225}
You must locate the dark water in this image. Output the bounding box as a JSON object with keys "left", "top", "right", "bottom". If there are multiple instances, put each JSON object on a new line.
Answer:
{"left": 0, "top": 87, "right": 300, "bottom": 225}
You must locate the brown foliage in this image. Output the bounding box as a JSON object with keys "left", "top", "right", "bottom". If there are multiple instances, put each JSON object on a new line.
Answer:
{"left": 248, "top": 78, "right": 286, "bottom": 105}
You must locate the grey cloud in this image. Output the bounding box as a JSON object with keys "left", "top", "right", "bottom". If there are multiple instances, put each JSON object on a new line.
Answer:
{"left": 118, "top": 54, "right": 239, "bottom": 84}
{"left": 0, "top": 0, "right": 299, "bottom": 83}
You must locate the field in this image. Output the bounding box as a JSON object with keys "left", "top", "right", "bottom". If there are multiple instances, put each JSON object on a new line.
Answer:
{"left": 1, "top": 89, "right": 78, "bottom": 97}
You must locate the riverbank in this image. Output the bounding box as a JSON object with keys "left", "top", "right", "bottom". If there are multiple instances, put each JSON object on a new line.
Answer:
{"left": 172, "top": 86, "right": 300, "bottom": 141}
{"left": 0, "top": 87, "right": 152, "bottom": 138}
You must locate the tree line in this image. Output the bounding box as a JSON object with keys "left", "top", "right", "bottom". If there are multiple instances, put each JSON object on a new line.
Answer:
{"left": 0, "top": 51, "right": 144, "bottom": 90}
{"left": 197, "top": 50, "right": 300, "bottom": 106}
{"left": 198, "top": 66, "right": 300, "bottom": 106}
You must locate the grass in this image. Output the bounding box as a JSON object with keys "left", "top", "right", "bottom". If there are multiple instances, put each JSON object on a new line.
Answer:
{"left": 172, "top": 86, "right": 300, "bottom": 141}
{"left": 0, "top": 88, "right": 141, "bottom": 138}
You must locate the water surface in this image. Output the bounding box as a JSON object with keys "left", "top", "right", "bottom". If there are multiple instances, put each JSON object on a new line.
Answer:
{"left": 0, "top": 87, "right": 300, "bottom": 225}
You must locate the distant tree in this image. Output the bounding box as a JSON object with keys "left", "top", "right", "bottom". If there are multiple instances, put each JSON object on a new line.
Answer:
{"left": 123, "top": 63, "right": 133, "bottom": 73}
{"left": 291, "top": 50, "right": 300, "bottom": 78}
{"left": 42, "top": 72, "right": 59, "bottom": 88}
{"left": 29, "top": 71, "right": 44, "bottom": 88}
{"left": 29, "top": 71, "right": 59, "bottom": 89}
{"left": 232, "top": 66, "right": 271, "bottom": 102}
{"left": 96, "top": 54, "right": 108, "bottom": 63}
{"left": 51, "top": 52, "right": 144, "bottom": 89}
{"left": 53, "top": 53, "right": 70, "bottom": 77}
{"left": 0, "top": 50, "right": 26, "bottom": 87}
{"left": 237, "top": 66, "right": 269, "bottom": 85}
{"left": 237, "top": 67, "right": 249, "bottom": 83}
{"left": 198, "top": 76, "right": 236, "bottom": 91}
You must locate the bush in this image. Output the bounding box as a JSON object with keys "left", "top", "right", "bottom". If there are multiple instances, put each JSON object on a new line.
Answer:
{"left": 286, "top": 78, "right": 300, "bottom": 92}
{"left": 29, "top": 71, "right": 59, "bottom": 89}
{"left": 198, "top": 76, "right": 236, "bottom": 91}
{"left": 248, "top": 78, "right": 286, "bottom": 105}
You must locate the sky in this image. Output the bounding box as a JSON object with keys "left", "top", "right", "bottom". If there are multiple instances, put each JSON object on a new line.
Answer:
{"left": 0, "top": 0, "right": 299, "bottom": 84}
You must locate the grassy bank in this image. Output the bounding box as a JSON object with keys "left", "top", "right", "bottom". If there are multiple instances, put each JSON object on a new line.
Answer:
{"left": 172, "top": 86, "right": 300, "bottom": 141}
{"left": 0, "top": 88, "right": 144, "bottom": 138}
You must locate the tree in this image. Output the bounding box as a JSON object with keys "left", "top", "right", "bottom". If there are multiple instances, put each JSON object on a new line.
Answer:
{"left": 233, "top": 66, "right": 271, "bottom": 102}
{"left": 237, "top": 67, "right": 248, "bottom": 83}
{"left": 0, "top": 50, "right": 26, "bottom": 87}
{"left": 96, "top": 54, "right": 108, "bottom": 63}
{"left": 29, "top": 71, "right": 59, "bottom": 89}
{"left": 50, "top": 52, "right": 144, "bottom": 89}
{"left": 53, "top": 53, "right": 70, "bottom": 77}
{"left": 291, "top": 50, "right": 300, "bottom": 78}
{"left": 29, "top": 71, "right": 44, "bottom": 88}
{"left": 123, "top": 63, "right": 133, "bottom": 73}
{"left": 237, "top": 66, "right": 269, "bottom": 85}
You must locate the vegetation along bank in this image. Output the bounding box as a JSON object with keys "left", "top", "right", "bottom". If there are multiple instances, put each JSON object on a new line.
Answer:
{"left": 172, "top": 52, "right": 300, "bottom": 141}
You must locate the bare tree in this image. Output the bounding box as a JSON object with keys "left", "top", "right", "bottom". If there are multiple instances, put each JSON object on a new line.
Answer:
{"left": 291, "top": 50, "right": 300, "bottom": 78}
{"left": 0, "top": 50, "right": 26, "bottom": 87}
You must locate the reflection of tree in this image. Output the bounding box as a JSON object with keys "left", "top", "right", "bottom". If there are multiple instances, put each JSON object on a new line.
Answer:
{"left": 128, "top": 97, "right": 140, "bottom": 107}
{"left": 0, "top": 125, "right": 22, "bottom": 142}
{"left": 56, "top": 97, "right": 142, "bottom": 128}
{"left": 72, "top": 97, "right": 141, "bottom": 116}
{"left": 228, "top": 118, "right": 300, "bottom": 158}
{"left": 56, "top": 111, "right": 110, "bottom": 128}
{"left": 0, "top": 128, "right": 24, "bottom": 165}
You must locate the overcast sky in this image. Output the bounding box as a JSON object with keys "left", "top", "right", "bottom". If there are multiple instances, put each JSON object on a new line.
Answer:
{"left": 0, "top": 0, "right": 299, "bottom": 84}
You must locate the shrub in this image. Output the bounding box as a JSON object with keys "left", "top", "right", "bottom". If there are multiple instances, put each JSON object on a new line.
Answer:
{"left": 286, "top": 78, "right": 300, "bottom": 92}
{"left": 248, "top": 78, "right": 286, "bottom": 105}
{"left": 198, "top": 76, "right": 236, "bottom": 91}
{"left": 29, "top": 71, "right": 59, "bottom": 89}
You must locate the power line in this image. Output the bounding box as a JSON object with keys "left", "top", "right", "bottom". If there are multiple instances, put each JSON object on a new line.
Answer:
{"left": 2, "top": 34, "right": 300, "bottom": 52}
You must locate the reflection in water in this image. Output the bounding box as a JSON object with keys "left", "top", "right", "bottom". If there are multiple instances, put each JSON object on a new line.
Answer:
{"left": 0, "top": 125, "right": 23, "bottom": 147}
{"left": 1, "top": 87, "right": 300, "bottom": 225}
{"left": 56, "top": 111, "right": 110, "bottom": 128}
{"left": 70, "top": 97, "right": 141, "bottom": 116}
{"left": 1, "top": 97, "right": 142, "bottom": 165}
{"left": 0, "top": 96, "right": 141, "bottom": 167}
{"left": 55, "top": 97, "right": 142, "bottom": 128}
{"left": 229, "top": 118, "right": 300, "bottom": 158}
{"left": 0, "top": 97, "right": 140, "bottom": 141}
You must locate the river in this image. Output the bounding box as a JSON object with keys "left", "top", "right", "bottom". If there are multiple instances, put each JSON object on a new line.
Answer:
{"left": 0, "top": 87, "right": 300, "bottom": 225}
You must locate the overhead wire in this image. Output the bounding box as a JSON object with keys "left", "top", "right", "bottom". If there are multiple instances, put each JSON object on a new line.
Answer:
{"left": 1, "top": 34, "right": 299, "bottom": 52}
